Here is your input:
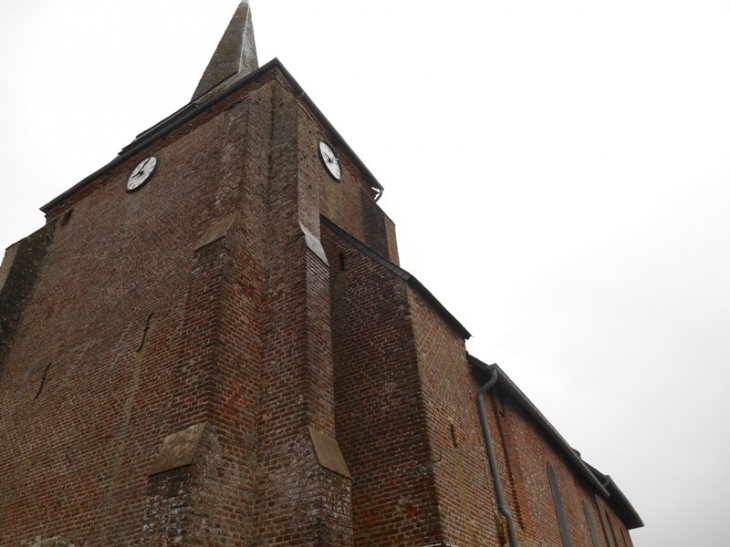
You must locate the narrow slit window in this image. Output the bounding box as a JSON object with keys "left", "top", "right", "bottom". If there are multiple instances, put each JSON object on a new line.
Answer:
{"left": 605, "top": 511, "right": 619, "bottom": 547}
{"left": 547, "top": 462, "right": 573, "bottom": 547}
{"left": 583, "top": 501, "right": 600, "bottom": 547}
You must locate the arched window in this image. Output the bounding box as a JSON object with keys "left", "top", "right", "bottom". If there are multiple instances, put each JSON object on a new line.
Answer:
{"left": 547, "top": 462, "right": 573, "bottom": 547}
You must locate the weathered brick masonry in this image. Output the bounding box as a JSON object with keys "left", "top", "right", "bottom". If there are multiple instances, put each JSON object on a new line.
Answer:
{"left": 0, "top": 5, "right": 641, "bottom": 546}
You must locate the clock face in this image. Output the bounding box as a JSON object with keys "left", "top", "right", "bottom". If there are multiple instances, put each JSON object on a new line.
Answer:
{"left": 318, "top": 141, "right": 342, "bottom": 181}
{"left": 126, "top": 156, "right": 158, "bottom": 192}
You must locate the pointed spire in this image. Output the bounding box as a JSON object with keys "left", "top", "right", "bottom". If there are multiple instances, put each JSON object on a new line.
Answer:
{"left": 192, "top": 1, "right": 258, "bottom": 101}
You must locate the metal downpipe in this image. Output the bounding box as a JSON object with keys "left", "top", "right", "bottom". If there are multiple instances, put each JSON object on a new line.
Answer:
{"left": 477, "top": 365, "right": 520, "bottom": 547}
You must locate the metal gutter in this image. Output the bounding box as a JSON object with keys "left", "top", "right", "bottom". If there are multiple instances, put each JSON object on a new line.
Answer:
{"left": 467, "top": 354, "right": 610, "bottom": 497}
{"left": 41, "top": 58, "right": 384, "bottom": 213}
{"left": 584, "top": 463, "right": 644, "bottom": 529}
{"left": 477, "top": 364, "right": 520, "bottom": 547}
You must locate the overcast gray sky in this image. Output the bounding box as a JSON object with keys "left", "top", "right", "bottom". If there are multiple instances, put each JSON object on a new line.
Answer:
{"left": 2, "top": 1, "right": 729, "bottom": 545}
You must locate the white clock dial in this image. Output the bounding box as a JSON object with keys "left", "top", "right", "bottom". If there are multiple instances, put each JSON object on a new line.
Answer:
{"left": 318, "top": 141, "right": 342, "bottom": 181}
{"left": 126, "top": 156, "right": 158, "bottom": 192}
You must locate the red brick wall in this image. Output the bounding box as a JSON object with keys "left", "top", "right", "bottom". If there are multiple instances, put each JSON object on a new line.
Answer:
{"left": 0, "top": 69, "right": 354, "bottom": 546}
{"left": 0, "top": 61, "right": 636, "bottom": 547}
{"left": 309, "top": 119, "right": 398, "bottom": 263}
{"left": 253, "top": 79, "right": 351, "bottom": 547}
{"left": 408, "top": 290, "right": 501, "bottom": 546}
{"left": 321, "top": 218, "right": 635, "bottom": 547}
{"left": 0, "top": 225, "right": 54, "bottom": 373}
{"left": 323, "top": 223, "right": 444, "bottom": 547}
{"left": 0, "top": 76, "right": 279, "bottom": 545}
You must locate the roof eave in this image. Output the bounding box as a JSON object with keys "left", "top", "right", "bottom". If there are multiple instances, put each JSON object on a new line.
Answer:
{"left": 322, "top": 215, "right": 470, "bottom": 340}
{"left": 41, "top": 58, "right": 384, "bottom": 214}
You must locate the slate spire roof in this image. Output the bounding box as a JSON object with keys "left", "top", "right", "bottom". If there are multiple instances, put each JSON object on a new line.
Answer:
{"left": 192, "top": 1, "right": 258, "bottom": 101}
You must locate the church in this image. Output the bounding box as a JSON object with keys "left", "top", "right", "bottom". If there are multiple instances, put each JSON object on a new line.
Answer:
{"left": 0, "top": 3, "right": 642, "bottom": 546}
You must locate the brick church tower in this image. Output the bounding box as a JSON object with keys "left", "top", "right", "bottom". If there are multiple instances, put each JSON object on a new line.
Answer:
{"left": 0, "top": 3, "right": 642, "bottom": 546}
